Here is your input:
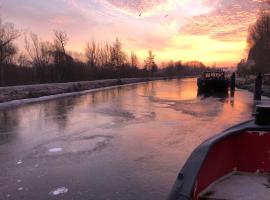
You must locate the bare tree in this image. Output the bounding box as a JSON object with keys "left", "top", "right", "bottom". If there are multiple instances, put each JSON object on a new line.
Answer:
{"left": 100, "top": 42, "right": 111, "bottom": 67}
{"left": 144, "top": 50, "right": 157, "bottom": 75}
{"left": 54, "top": 30, "right": 68, "bottom": 54}
{"left": 24, "top": 33, "right": 54, "bottom": 82}
{"left": 110, "top": 38, "right": 127, "bottom": 70}
{"left": 52, "top": 30, "right": 75, "bottom": 82}
{"left": 130, "top": 51, "right": 139, "bottom": 68}
{"left": 0, "top": 20, "right": 19, "bottom": 63}
{"left": 0, "top": 18, "right": 20, "bottom": 86}
{"left": 52, "top": 30, "right": 71, "bottom": 66}
{"left": 86, "top": 40, "right": 97, "bottom": 68}
{"left": 25, "top": 33, "right": 53, "bottom": 67}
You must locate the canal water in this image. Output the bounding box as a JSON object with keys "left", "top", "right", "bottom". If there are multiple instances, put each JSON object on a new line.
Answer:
{"left": 0, "top": 78, "right": 256, "bottom": 200}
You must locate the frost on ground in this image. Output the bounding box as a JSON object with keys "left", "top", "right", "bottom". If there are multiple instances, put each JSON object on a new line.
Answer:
{"left": 0, "top": 78, "right": 158, "bottom": 104}
{"left": 49, "top": 187, "right": 68, "bottom": 196}
{"left": 48, "top": 147, "right": 63, "bottom": 153}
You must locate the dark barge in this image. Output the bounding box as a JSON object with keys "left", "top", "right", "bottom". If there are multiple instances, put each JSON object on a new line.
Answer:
{"left": 168, "top": 105, "right": 270, "bottom": 200}
{"left": 197, "top": 71, "right": 229, "bottom": 94}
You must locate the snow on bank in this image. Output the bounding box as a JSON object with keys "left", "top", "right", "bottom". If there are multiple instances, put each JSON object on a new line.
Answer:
{"left": 0, "top": 77, "right": 164, "bottom": 108}
{"left": 236, "top": 78, "right": 270, "bottom": 97}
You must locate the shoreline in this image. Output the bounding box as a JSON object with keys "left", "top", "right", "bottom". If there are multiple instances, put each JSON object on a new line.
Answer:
{"left": 0, "top": 77, "right": 179, "bottom": 108}
{"left": 236, "top": 78, "right": 270, "bottom": 97}
{"left": 3, "top": 77, "right": 264, "bottom": 109}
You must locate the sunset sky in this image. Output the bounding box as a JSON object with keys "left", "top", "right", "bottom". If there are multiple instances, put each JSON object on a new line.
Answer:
{"left": 1, "top": 0, "right": 269, "bottom": 66}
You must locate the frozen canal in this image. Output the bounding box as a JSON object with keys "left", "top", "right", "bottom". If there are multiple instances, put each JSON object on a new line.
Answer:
{"left": 0, "top": 78, "right": 255, "bottom": 200}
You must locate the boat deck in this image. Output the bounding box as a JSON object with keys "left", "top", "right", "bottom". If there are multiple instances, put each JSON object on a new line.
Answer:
{"left": 199, "top": 172, "right": 270, "bottom": 200}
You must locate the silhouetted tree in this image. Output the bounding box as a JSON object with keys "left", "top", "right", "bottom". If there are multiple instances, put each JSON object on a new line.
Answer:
{"left": 237, "top": 59, "right": 252, "bottom": 76}
{"left": 144, "top": 50, "right": 158, "bottom": 76}
{"left": 110, "top": 38, "right": 127, "bottom": 75}
{"left": 52, "top": 30, "right": 74, "bottom": 82}
{"left": 130, "top": 51, "right": 139, "bottom": 68}
{"left": 247, "top": 11, "right": 270, "bottom": 73}
{"left": 0, "top": 18, "right": 20, "bottom": 86}
{"left": 25, "top": 33, "right": 54, "bottom": 82}
{"left": 86, "top": 40, "right": 97, "bottom": 69}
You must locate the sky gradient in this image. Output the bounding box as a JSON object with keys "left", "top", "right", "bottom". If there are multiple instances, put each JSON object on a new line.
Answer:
{"left": 1, "top": 0, "right": 269, "bottom": 66}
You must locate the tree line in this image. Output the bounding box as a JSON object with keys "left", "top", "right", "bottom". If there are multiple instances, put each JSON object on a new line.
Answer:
{"left": 0, "top": 18, "right": 208, "bottom": 87}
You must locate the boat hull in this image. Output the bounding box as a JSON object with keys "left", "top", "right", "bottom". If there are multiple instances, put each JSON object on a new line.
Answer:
{"left": 168, "top": 121, "right": 270, "bottom": 200}
{"left": 197, "top": 78, "right": 228, "bottom": 94}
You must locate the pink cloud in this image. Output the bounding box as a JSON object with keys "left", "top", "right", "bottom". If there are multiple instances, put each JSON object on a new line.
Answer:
{"left": 180, "top": 0, "right": 267, "bottom": 41}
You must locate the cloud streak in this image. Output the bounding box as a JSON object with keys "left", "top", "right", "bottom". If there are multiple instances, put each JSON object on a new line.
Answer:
{"left": 180, "top": 0, "right": 266, "bottom": 41}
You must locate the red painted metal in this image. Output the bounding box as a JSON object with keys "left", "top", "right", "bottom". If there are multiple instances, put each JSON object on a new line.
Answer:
{"left": 193, "top": 131, "right": 270, "bottom": 199}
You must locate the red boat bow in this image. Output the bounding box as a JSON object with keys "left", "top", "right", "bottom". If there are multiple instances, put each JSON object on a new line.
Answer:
{"left": 168, "top": 105, "right": 270, "bottom": 200}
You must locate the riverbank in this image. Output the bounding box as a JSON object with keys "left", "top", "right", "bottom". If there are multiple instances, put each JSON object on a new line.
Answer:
{"left": 0, "top": 77, "right": 170, "bottom": 104}
{"left": 236, "top": 78, "right": 270, "bottom": 97}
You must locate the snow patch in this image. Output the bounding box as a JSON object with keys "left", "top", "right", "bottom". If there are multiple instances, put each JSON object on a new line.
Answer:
{"left": 48, "top": 148, "right": 63, "bottom": 153}
{"left": 16, "top": 160, "right": 23, "bottom": 165}
{"left": 49, "top": 187, "right": 68, "bottom": 196}
{"left": 17, "top": 187, "right": 23, "bottom": 191}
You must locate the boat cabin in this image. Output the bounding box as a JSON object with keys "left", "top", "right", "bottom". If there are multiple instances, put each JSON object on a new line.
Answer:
{"left": 197, "top": 71, "right": 228, "bottom": 94}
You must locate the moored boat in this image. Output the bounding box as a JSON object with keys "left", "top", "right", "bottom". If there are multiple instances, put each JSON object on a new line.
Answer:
{"left": 168, "top": 105, "right": 270, "bottom": 200}
{"left": 197, "top": 71, "right": 229, "bottom": 94}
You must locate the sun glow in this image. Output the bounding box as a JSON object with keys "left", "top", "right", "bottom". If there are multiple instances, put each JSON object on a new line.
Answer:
{"left": 126, "top": 35, "right": 246, "bottom": 66}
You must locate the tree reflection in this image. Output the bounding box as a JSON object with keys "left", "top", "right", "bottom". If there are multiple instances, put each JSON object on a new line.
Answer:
{"left": 0, "top": 108, "right": 19, "bottom": 143}
{"left": 43, "top": 97, "right": 79, "bottom": 130}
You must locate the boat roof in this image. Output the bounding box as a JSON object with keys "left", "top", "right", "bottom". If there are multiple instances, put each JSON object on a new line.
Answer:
{"left": 168, "top": 120, "right": 270, "bottom": 200}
